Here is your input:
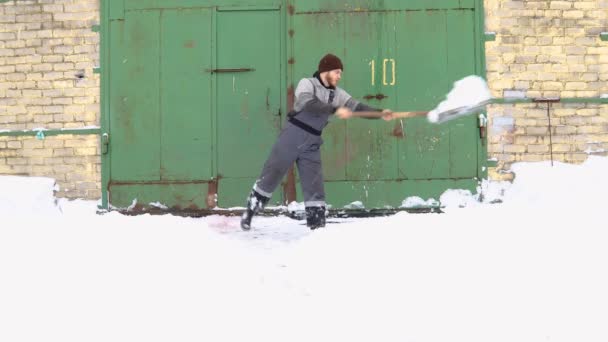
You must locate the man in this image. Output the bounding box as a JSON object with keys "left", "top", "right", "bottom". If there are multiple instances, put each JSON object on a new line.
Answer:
{"left": 241, "top": 53, "right": 393, "bottom": 230}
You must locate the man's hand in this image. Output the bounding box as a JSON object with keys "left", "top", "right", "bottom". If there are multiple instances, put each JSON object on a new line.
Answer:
{"left": 381, "top": 109, "right": 394, "bottom": 121}
{"left": 335, "top": 106, "right": 353, "bottom": 119}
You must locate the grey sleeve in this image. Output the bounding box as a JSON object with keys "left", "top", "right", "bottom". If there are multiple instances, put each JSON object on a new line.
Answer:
{"left": 340, "top": 89, "right": 383, "bottom": 120}
{"left": 294, "top": 79, "right": 335, "bottom": 115}
{"left": 354, "top": 102, "right": 382, "bottom": 112}
{"left": 335, "top": 88, "right": 358, "bottom": 111}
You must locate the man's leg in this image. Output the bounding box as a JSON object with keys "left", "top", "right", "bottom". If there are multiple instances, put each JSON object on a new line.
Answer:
{"left": 241, "top": 127, "right": 304, "bottom": 230}
{"left": 296, "top": 143, "right": 326, "bottom": 229}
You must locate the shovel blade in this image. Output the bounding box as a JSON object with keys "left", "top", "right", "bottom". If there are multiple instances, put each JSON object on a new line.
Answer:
{"left": 431, "top": 99, "right": 492, "bottom": 124}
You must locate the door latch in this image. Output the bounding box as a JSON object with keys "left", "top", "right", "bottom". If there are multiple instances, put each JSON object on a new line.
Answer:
{"left": 478, "top": 114, "right": 488, "bottom": 139}
{"left": 206, "top": 68, "right": 255, "bottom": 73}
{"left": 101, "top": 133, "right": 109, "bottom": 155}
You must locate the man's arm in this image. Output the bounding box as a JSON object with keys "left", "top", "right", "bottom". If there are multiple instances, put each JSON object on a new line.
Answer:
{"left": 294, "top": 79, "right": 335, "bottom": 115}
{"left": 342, "top": 94, "right": 385, "bottom": 120}
{"left": 354, "top": 101, "right": 382, "bottom": 113}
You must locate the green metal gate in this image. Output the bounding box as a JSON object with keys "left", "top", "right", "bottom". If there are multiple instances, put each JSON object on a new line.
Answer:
{"left": 106, "top": 6, "right": 216, "bottom": 210}
{"left": 100, "top": 0, "right": 487, "bottom": 211}
{"left": 215, "top": 8, "right": 283, "bottom": 207}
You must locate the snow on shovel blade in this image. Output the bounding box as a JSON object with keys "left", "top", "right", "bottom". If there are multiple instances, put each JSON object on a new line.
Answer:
{"left": 428, "top": 99, "right": 492, "bottom": 124}
{"left": 427, "top": 75, "right": 493, "bottom": 124}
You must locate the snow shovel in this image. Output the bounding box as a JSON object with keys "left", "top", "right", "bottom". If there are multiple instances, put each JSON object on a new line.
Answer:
{"left": 351, "top": 75, "right": 492, "bottom": 124}
{"left": 351, "top": 99, "right": 491, "bottom": 124}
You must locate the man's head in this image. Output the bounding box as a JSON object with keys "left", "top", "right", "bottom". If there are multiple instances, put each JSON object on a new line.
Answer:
{"left": 318, "top": 53, "right": 343, "bottom": 87}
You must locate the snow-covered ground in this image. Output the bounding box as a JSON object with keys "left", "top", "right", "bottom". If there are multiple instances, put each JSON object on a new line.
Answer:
{"left": 1, "top": 157, "right": 607, "bottom": 342}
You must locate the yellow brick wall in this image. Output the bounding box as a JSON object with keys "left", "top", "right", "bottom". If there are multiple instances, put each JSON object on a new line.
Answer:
{"left": 485, "top": 0, "right": 608, "bottom": 173}
{"left": 0, "top": 0, "right": 100, "bottom": 199}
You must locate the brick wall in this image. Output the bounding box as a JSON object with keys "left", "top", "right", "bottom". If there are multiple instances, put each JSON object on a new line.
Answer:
{"left": 485, "top": 0, "right": 608, "bottom": 175}
{"left": 0, "top": 0, "right": 100, "bottom": 199}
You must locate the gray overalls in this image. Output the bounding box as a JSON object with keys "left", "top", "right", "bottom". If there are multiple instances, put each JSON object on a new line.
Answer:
{"left": 251, "top": 72, "right": 379, "bottom": 208}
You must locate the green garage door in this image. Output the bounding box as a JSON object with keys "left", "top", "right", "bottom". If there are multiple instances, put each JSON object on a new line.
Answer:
{"left": 215, "top": 9, "right": 282, "bottom": 208}
{"left": 290, "top": 0, "right": 483, "bottom": 207}
{"left": 101, "top": 0, "right": 487, "bottom": 211}
{"left": 108, "top": 7, "right": 214, "bottom": 209}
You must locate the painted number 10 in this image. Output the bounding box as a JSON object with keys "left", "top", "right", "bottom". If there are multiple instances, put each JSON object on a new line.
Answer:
{"left": 369, "top": 59, "right": 396, "bottom": 86}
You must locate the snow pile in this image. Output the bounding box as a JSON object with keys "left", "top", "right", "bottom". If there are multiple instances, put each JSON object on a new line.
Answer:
{"left": 400, "top": 196, "right": 439, "bottom": 208}
{"left": 399, "top": 179, "right": 510, "bottom": 211}
{"left": 0, "top": 176, "right": 59, "bottom": 216}
{"left": 501, "top": 156, "right": 607, "bottom": 209}
{"left": 428, "top": 75, "right": 492, "bottom": 123}
{"left": 56, "top": 198, "right": 99, "bottom": 216}
{"left": 344, "top": 200, "right": 365, "bottom": 209}
{"left": 428, "top": 156, "right": 608, "bottom": 210}
{"left": 439, "top": 188, "right": 479, "bottom": 208}
{"left": 149, "top": 201, "right": 168, "bottom": 209}
{"left": 287, "top": 201, "right": 305, "bottom": 213}
{"left": 1, "top": 156, "right": 608, "bottom": 342}
{"left": 477, "top": 178, "right": 512, "bottom": 204}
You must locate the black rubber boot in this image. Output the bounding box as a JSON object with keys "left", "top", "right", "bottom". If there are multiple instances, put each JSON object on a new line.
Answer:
{"left": 240, "top": 190, "right": 270, "bottom": 230}
{"left": 306, "top": 206, "right": 326, "bottom": 230}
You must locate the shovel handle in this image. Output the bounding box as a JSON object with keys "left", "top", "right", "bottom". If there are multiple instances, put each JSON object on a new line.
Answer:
{"left": 392, "top": 111, "right": 429, "bottom": 119}
{"left": 351, "top": 111, "right": 429, "bottom": 119}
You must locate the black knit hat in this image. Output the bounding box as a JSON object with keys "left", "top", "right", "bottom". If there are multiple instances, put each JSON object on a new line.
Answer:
{"left": 318, "top": 53, "right": 343, "bottom": 73}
